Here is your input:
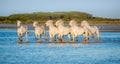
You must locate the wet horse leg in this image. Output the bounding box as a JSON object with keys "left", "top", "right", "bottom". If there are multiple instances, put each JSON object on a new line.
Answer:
{"left": 18, "top": 33, "right": 22, "bottom": 44}
{"left": 49, "top": 34, "right": 53, "bottom": 42}
{"left": 67, "top": 34, "right": 70, "bottom": 42}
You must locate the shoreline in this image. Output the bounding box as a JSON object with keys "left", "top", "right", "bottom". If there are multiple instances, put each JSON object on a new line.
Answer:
{"left": 0, "top": 24, "right": 120, "bottom": 32}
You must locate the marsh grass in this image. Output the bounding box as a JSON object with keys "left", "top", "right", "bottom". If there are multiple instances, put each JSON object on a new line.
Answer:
{"left": 0, "top": 11, "right": 120, "bottom": 24}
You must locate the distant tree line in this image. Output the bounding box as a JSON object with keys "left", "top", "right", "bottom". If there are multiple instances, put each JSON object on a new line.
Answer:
{"left": 0, "top": 11, "right": 120, "bottom": 24}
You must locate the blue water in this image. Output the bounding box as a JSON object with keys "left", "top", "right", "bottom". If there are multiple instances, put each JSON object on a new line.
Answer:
{"left": 0, "top": 29, "right": 120, "bottom": 64}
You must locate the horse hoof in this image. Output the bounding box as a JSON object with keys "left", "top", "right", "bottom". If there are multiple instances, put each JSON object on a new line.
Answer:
{"left": 60, "top": 39, "right": 62, "bottom": 41}
{"left": 20, "top": 40, "right": 22, "bottom": 42}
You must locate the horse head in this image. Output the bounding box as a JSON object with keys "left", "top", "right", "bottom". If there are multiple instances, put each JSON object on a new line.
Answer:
{"left": 33, "top": 21, "right": 38, "bottom": 28}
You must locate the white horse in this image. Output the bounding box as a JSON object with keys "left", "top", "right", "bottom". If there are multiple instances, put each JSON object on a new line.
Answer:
{"left": 81, "top": 20, "right": 101, "bottom": 40}
{"left": 17, "top": 20, "right": 29, "bottom": 43}
{"left": 55, "top": 19, "right": 71, "bottom": 42}
{"left": 33, "top": 21, "right": 46, "bottom": 41}
{"left": 69, "top": 20, "right": 88, "bottom": 42}
{"left": 45, "top": 20, "right": 59, "bottom": 42}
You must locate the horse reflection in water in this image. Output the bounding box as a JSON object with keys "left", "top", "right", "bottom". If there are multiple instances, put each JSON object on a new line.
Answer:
{"left": 17, "top": 20, "right": 29, "bottom": 44}
{"left": 48, "top": 42, "right": 90, "bottom": 47}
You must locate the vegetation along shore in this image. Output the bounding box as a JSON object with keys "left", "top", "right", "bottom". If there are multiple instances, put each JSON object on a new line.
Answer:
{"left": 0, "top": 11, "right": 120, "bottom": 24}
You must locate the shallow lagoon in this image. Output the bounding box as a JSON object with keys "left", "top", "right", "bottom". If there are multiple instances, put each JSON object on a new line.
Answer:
{"left": 0, "top": 29, "right": 120, "bottom": 64}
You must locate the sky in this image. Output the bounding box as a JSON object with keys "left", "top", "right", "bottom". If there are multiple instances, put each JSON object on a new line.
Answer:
{"left": 0, "top": 0, "right": 120, "bottom": 19}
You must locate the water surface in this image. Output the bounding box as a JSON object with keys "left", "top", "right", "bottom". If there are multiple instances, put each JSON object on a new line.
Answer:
{"left": 0, "top": 29, "right": 120, "bottom": 64}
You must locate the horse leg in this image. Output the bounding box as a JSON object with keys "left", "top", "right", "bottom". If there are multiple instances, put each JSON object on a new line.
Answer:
{"left": 72, "top": 35, "right": 75, "bottom": 43}
{"left": 54, "top": 35, "right": 57, "bottom": 41}
{"left": 44, "top": 30, "right": 47, "bottom": 40}
{"left": 20, "top": 34, "right": 22, "bottom": 42}
{"left": 59, "top": 35, "right": 62, "bottom": 42}
{"left": 26, "top": 32, "right": 29, "bottom": 43}
{"left": 18, "top": 34, "right": 21, "bottom": 42}
{"left": 37, "top": 34, "right": 41, "bottom": 42}
{"left": 83, "top": 33, "right": 86, "bottom": 41}
{"left": 96, "top": 29, "right": 101, "bottom": 40}
{"left": 49, "top": 34, "right": 53, "bottom": 42}
{"left": 67, "top": 34, "right": 70, "bottom": 42}
{"left": 60, "top": 35, "right": 64, "bottom": 42}
{"left": 62, "top": 35, "right": 64, "bottom": 42}
{"left": 35, "top": 33, "right": 38, "bottom": 40}
{"left": 58, "top": 34, "right": 61, "bottom": 41}
{"left": 84, "top": 31, "right": 88, "bottom": 42}
{"left": 18, "top": 33, "right": 22, "bottom": 43}
{"left": 76, "top": 36, "right": 78, "bottom": 42}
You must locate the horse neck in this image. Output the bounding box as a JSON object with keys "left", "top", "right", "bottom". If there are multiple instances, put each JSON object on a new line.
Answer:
{"left": 49, "top": 24, "right": 55, "bottom": 29}
{"left": 58, "top": 24, "right": 64, "bottom": 28}
{"left": 85, "top": 24, "right": 91, "bottom": 29}
{"left": 34, "top": 24, "right": 39, "bottom": 28}
{"left": 17, "top": 23, "right": 21, "bottom": 28}
{"left": 33, "top": 25, "right": 38, "bottom": 30}
{"left": 72, "top": 24, "right": 78, "bottom": 27}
